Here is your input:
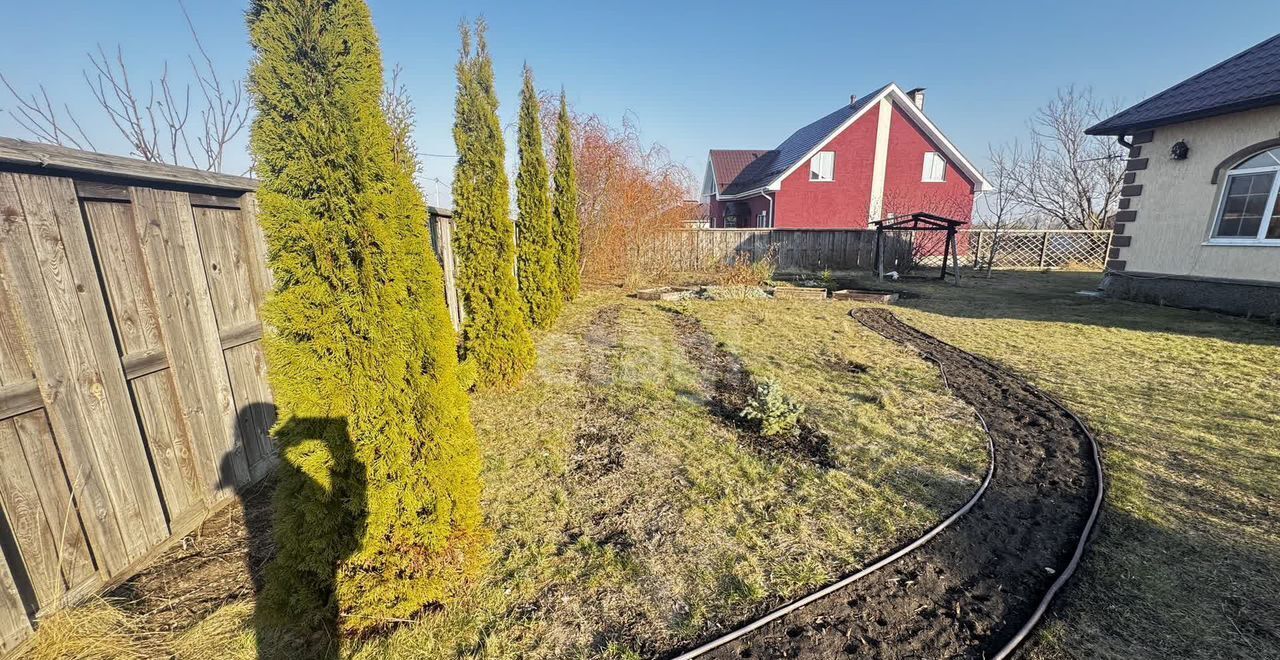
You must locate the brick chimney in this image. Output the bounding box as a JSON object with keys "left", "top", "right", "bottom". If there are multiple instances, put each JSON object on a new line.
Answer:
{"left": 906, "top": 87, "right": 926, "bottom": 111}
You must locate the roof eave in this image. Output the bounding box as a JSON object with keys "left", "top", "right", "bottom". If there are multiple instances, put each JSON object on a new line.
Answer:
{"left": 1087, "top": 93, "right": 1280, "bottom": 136}
{"left": 716, "top": 186, "right": 771, "bottom": 200}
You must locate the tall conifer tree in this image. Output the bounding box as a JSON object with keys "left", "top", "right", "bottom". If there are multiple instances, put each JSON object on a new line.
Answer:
{"left": 452, "top": 19, "right": 536, "bottom": 387}
{"left": 551, "top": 92, "right": 582, "bottom": 300}
{"left": 247, "top": 0, "right": 485, "bottom": 638}
{"left": 514, "top": 64, "right": 561, "bottom": 327}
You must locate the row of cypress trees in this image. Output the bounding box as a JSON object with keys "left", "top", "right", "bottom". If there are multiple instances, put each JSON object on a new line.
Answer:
{"left": 245, "top": 1, "right": 583, "bottom": 648}
{"left": 453, "top": 19, "right": 581, "bottom": 389}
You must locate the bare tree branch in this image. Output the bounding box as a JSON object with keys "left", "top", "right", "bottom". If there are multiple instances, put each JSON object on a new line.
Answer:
{"left": 1002, "top": 86, "right": 1126, "bottom": 230}
{"left": 0, "top": 74, "right": 96, "bottom": 150}
{"left": 1, "top": 0, "right": 250, "bottom": 172}
{"left": 382, "top": 63, "right": 420, "bottom": 177}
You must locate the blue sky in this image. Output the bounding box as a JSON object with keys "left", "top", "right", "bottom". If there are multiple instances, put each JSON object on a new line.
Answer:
{"left": 2, "top": 1, "right": 1277, "bottom": 207}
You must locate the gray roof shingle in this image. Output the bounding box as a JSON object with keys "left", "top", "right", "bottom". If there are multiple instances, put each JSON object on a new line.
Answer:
{"left": 721, "top": 85, "right": 889, "bottom": 195}
{"left": 1087, "top": 33, "right": 1280, "bottom": 135}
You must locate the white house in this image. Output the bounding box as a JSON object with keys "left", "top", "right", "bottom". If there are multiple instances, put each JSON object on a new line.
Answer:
{"left": 1087, "top": 33, "right": 1280, "bottom": 318}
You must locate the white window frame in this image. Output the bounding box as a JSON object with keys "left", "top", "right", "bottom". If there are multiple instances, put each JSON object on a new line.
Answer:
{"left": 757, "top": 210, "right": 771, "bottom": 228}
{"left": 809, "top": 151, "right": 835, "bottom": 182}
{"left": 922, "top": 152, "right": 947, "bottom": 183}
{"left": 1207, "top": 149, "right": 1280, "bottom": 245}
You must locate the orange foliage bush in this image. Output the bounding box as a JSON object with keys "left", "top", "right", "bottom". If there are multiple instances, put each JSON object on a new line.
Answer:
{"left": 542, "top": 97, "right": 699, "bottom": 282}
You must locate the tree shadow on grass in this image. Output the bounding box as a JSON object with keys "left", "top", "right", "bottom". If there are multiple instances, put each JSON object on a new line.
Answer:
{"left": 1024, "top": 506, "right": 1280, "bottom": 659}
{"left": 220, "top": 404, "right": 366, "bottom": 660}
{"left": 829, "top": 271, "right": 1280, "bottom": 346}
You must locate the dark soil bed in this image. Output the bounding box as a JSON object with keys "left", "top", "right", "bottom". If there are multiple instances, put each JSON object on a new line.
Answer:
{"left": 693, "top": 308, "right": 1099, "bottom": 659}
{"left": 662, "top": 307, "right": 835, "bottom": 468}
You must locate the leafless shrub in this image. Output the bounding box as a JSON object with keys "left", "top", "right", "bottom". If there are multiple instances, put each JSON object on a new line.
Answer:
{"left": 977, "top": 146, "right": 1021, "bottom": 275}
{"left": 711, "top": 246, "right": 778, "bottom": 286}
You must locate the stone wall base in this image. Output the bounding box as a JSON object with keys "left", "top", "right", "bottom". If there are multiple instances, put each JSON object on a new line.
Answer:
{"left": 1101, "top": 271, "right": 1280, "bottom": 321}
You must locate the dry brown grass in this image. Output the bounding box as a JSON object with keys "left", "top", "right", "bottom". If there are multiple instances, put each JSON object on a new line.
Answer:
{"left": 710, "top": 248, "right": 778, "bottom": 287}
{"left": 21, "top": 598, "right": 161, "bottom": 660}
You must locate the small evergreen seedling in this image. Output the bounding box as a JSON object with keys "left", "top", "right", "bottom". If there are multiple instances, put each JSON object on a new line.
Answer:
{"left": 740, "top": 380, "right": 805, "bottom": 437}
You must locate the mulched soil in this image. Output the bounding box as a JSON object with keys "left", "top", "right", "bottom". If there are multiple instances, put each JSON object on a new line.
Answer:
{"left": 561, "top": 304, "right": 648, "bottom": 564}
{"left": 662, "top": 307, "right": 836, "bottom": 469}
{"left": 571, "top": 305, "right": 630, "bottom": 479}
{"left": 693, "top": 308, "right": 1099, "bottom": 659}
{"left": 106, "top": 480, "right": 274, "bottom": 635}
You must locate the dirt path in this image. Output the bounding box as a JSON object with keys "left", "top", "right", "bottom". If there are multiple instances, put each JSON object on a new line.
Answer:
{"left": 690, "top": 308, "right": 1100, "bottom": 659}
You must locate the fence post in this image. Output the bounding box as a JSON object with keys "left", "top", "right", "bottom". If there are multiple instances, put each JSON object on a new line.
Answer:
{"left": 1038, "top": 232, "right": 1050, "bottom": 268}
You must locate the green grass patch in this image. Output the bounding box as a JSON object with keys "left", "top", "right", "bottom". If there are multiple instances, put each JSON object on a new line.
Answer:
{"left": 841, "top": 271, "right": 1280, "bottom": 660}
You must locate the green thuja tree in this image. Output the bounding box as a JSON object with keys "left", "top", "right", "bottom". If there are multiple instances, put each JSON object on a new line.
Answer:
{"left": 514, "top": 64, "right": 561, "bottom": 328}
{"left": 452, "top": 19, "right": 536, "bottom": 387}
{"left": 551, "top": 91, "right": 582, "bottom": 300}
{"left": 247, "top": 0, "right": 485, "bottom": 640}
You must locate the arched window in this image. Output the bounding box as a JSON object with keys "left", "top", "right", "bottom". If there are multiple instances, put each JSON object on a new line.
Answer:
{"left": 1212, "top": 147, "right": 1280, "bottom": 242}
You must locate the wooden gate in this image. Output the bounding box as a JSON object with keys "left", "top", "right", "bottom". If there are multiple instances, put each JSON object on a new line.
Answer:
{"left": 0, "top": 139, "right": 274, "bottom": 652}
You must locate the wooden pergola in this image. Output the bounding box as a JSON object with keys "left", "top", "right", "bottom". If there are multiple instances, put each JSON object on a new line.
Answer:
{"left": 872, "top": 212, "right": 966, "bottom": 284}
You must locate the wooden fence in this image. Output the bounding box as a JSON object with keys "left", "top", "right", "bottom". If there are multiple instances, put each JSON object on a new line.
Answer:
{"left": 427, "top": 209, "right": 463, "bottom": 330}
{"left": 0, "top": 139, "right": 275, "bottom": 652}
{"left": 636, "top": 229, "right": 913, "bottom": 273}
{"left": 637, "top": 228, "right": 1112, "bottom": 275}
{"left": 0, "top": 138, "right": 459, "bottom": 652}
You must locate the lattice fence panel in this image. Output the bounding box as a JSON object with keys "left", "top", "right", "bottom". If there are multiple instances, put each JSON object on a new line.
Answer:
{"left": 959, "top": 230, "right": 1112, "bottom": 271}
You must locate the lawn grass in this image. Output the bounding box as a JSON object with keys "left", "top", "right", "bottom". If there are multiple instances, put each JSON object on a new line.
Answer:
{"left": 840, "top": 271, "right": 1280, "bottom": 659}
{"left": 21, "top": 272, "right": 1277, "bottom": 659}
{"left": 23, "top": 287, "right": 984, "bottom": 659}
{"left": 352, "top": 293, "right": 986, "bottom": 658}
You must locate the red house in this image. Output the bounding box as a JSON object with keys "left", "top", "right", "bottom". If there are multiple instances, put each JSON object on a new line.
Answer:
{"left": 702, "top": 84, "right": 990, "bottom": 229}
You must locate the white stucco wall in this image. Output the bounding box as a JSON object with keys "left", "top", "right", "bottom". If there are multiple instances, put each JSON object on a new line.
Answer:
{"left": 1123, "top": 105, "right": 1280, "bottom": 282}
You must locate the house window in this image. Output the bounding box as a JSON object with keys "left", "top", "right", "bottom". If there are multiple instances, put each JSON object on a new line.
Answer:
{"left": 810, "top": 151, "right": 835, "bottom": 181}
{"left": 922, "top": 152, "right": 947, "bottom": 182}
{"left": 1211, "top": 147, "right": 1280, "bottom": 242}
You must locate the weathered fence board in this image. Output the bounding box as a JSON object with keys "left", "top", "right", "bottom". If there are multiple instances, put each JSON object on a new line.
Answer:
{"left": 0, "top": 550, "right": 29, "bottom": 653}
{"left": 131, "top": 187, "right": 249, "bottom": 498}
{"left": 637, "top": 229, "right": 905, "bottom": 273}
{"left": 0, "top": 173, "right": 164, "bottom": 576}
{"left": 428, "top": 209, "right": 462, "bottom": 331}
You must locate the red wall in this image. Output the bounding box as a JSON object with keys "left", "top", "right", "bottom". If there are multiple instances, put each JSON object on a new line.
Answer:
{"left": 772, "top": 111, "right": 879, "bottom": 229}
{"left": 710, "top": 100, "right": 977, "bottom": 234}
{"left": 880, "top": 105, "right": 975, "bottom": 222}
